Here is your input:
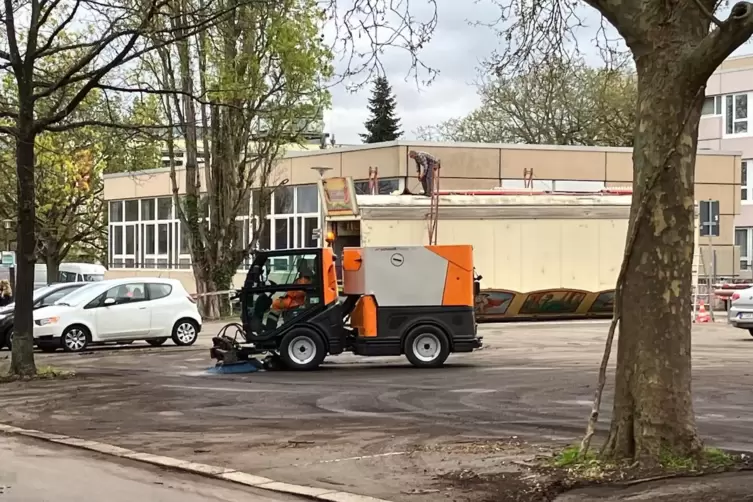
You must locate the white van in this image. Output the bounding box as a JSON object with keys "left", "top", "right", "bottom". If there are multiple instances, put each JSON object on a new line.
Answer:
{"left": 33, "top": 263, "right": 106, "bottom": 289}
{"left": 58, "top": 263, "right": 106, "bottom": 283}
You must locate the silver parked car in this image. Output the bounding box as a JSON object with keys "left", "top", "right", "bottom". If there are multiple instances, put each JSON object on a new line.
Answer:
{"left": 727, "top": 287, "right": 753, "bottom": 335}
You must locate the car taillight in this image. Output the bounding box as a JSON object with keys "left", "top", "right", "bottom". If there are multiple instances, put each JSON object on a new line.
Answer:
{"left": 187, "top": 295, "right": 196, "bottom": 303}
{"left": 732, "top": 292, "right": 740, "bottom": 302}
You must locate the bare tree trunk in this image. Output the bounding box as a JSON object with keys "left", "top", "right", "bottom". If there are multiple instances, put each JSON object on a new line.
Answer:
{"left": 44, "top": 245, "right": 61, "bottom": 284}
{"left": 602, "top": 52, "right": 703, "bottom": 462}
{"left": 11, "top": 131, "right": 37, "bottom": 377}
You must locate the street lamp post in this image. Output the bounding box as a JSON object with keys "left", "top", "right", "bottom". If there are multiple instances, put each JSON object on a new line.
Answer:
{"left": 311, "top": 167, "right": 333, "bottom": 247}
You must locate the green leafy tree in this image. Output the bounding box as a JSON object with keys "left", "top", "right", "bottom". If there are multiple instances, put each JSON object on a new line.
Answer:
{"left": 141, "top": 0, "right": 333, "bottom": 318}
{"left": 0, "top": 0, "right": 221, "bottom": 376}
{"left": 361, "top": 77, "right": 403, "bottom": 143}
{"left": 0, "top": 90, "right": 163, "bottom": 283}
{"left": 418, "top": 58, "right": 636, "bottom": 147}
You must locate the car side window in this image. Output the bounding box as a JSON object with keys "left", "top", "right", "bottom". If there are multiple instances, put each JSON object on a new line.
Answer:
{"left": 104, "top": 284, "right": 148, "bottom": 305}
{"left": 147, "top": 283, "right": 172, "bottom": 300}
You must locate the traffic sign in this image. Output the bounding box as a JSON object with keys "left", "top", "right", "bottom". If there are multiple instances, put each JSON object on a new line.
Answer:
{"left": 0, "top": 251, "right": 15, "bottom": 267}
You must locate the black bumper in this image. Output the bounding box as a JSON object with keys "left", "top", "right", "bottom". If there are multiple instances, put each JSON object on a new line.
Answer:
{"left": 453, "top": 336, "right": 482, "bottom": 353}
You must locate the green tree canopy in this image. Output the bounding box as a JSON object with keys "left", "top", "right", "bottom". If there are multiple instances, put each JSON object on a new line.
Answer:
{"left": 418, "top": 59, "right": 636, "bottom": 148}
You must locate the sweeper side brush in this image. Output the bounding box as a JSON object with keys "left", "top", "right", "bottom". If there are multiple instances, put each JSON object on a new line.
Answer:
{"left": 208, "top": 322, "right": 283, "bottom": 373}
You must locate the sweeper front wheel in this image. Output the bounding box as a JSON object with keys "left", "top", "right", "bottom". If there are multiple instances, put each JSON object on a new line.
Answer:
{"left": 279, "top": 328, "right": 326, "bottom": 371}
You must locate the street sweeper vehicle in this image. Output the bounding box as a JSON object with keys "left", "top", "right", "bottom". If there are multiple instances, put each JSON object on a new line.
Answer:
{"left": 210, "top": 245, "right": 483, "bottom": 371}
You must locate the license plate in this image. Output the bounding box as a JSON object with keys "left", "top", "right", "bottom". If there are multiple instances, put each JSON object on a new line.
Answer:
{"left": 739, "top": 313, "right": 753, "bottom": 319}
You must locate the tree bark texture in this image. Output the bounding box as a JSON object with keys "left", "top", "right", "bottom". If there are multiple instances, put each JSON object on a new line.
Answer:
{"left": 11, "top": 133, "right": 38, "bottom": 377}
{"left": 44, "top": 246, "right": 61, "bottom": 284}
{"left": 602, "top": 50, "right": 704, "bottom": 462}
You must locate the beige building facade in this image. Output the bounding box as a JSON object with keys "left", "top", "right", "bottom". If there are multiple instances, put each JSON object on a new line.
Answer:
{"left": 699, "top": 54, "right": 753, "bottom": 273}
{"left": 103, "top": 141, "right": 742, "bottom": 293}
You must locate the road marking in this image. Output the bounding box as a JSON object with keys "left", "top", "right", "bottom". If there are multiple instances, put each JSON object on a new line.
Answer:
{"left": 479, "top": 367, "right": 556, "bottom": 371}
{"left": 449, "top": 389, "right": 496, "bottom": 394}
{"left": 162, "top": 384, "right": 300, "bottom": 393}
{"left": 294, "top": 452, "right": 408, "bottom": 467}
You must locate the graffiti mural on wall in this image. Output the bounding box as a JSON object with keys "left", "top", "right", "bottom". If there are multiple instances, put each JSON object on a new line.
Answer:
{"left": 476, "top": 288, "right": 616, "bottom": 321}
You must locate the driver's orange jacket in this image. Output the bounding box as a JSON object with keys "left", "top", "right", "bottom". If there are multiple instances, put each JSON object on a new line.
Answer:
{"left": 272, "top": 276, "right": 311, "bottom": 310}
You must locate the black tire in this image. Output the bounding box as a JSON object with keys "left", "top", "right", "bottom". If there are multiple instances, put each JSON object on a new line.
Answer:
{"left": 748, "top": 329, "right": 753, "bottom": 338}
{"left": 171, "top": 319, "right": 199, "bottom": 346}
{"left": 146, "top": 337, "right": 168, "bottom": 347}
{"left": 61, "top": 325, "right": 91, "bottom": 353}
{"left": 279, "top": 328, "right": 326, "bottom": 371}
{"left": 404, "top": 325, "right": 450, "bottom": 368}
{"left": 38, "top": 343, "right": 58, "bottom": 353}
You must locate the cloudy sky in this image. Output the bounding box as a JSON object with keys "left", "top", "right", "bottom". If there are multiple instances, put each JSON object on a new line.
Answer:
{"left": 322, "top": 0, "right": 753, "bottom": 145}
{"left": 323, "top": 0, "right": 502, "bottom": 144}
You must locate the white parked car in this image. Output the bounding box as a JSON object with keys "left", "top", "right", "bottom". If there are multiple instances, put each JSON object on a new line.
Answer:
{"left": 33, "top": 278, "right": 202, "bottom": 352}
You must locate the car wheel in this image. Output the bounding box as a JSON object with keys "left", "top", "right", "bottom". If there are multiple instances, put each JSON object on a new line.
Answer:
{"left": 4, "top": 329, "right": 12, "bottom": 351}
{"left": 61, "top": 326, "right": 90, "bottom": 353}
{"left": 38, "top": 343, "right": 58, "bottom": 353}
{"left": 404, "top": 325, "right": 450, "bottom": 368}
{"left": 748, "top": 329, "right": 753, "bottom": 338}
{"left": 279, "top": 328, "right": 326, "bottom": 371}
{"left": 146, "top": 337, "right": 168, "bottom": 347}
{"left": 171, "top": 319, "right": 199, "bottom": 346}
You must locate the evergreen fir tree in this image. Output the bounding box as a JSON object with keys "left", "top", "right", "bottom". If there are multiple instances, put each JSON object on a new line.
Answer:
{"left": 360, "top": 77, "right": 403, "bottom": 143}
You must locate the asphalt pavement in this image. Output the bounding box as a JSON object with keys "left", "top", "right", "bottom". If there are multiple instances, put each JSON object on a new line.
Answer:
{"left": 0, "top": 434, "right": 304, "bottom": 502}
{"left": 0, "top": 320, "right": 750, "bottom": 502}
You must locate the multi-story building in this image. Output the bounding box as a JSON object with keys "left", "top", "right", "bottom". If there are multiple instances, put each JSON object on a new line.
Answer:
{"left": 699, "top": 54, "right": 753, "bottom": 275}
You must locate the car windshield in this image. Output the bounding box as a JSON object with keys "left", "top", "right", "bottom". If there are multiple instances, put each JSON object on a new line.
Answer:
{"left": 53, "top": 282, "right": 108, "bottom": 306}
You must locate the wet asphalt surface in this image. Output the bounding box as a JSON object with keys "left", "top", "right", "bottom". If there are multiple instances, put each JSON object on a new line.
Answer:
{"left": 0, "top": 320, "right": 750, "bottom": 501}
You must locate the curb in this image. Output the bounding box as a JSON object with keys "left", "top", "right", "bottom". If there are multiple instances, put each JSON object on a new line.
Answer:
{"left": 0, "top": 423, "right": 392, "bottom": 502}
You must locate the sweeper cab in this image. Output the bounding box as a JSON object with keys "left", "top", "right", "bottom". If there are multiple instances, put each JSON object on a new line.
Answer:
{"left": 210, "top": 245, "right": 483, "bottom": 371}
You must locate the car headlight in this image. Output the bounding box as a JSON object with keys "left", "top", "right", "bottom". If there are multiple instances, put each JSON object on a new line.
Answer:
{"left": 34, "top": 317, "right": 59, "bottom": 326}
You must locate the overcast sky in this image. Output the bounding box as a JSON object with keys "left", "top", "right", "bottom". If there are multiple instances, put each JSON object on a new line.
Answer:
{"left": 322, "top": 0, "right": 753, "bottom": 145}
{"left": 323, "top": 0, "right": 501, "bottom": 145}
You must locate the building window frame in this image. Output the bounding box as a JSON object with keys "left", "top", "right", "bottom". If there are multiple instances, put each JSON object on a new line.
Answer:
{"left": 701, "top": 95, "right": 723, "bottom": 117}
{"left": 724, "top": 92, "right": 751, "bottom": 137}
{"left": 742, "top": 160, "right": 753, "bottom": 204}
{"left": 736, "top": 227, "right": 753, "bottom": 271}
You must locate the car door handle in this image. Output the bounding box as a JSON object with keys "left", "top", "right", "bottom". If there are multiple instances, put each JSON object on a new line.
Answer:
{"left": 138, "top": 307, "right": 147, "bottom": 310}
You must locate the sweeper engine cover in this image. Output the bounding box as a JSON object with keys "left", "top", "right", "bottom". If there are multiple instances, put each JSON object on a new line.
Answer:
{"left": 341, "top": 245, "right": 474, "bottom": 308}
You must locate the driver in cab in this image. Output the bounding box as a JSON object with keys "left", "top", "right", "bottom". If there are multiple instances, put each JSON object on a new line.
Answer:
{"left": 271, "top": 259, "right": 313, "bottom": 311}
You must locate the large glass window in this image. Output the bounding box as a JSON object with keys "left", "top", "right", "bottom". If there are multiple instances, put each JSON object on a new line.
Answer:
{"left": 274, "top": 186, "right": 294, "bottom": 214}
{"left": 726, "top": 93, "right": 749, "bottom": 135}
{"left": 109, "top": 201, "right": 123, "bottom": 222}
{"left": 124, "top": 200, "right": 139, "bottom": 221}
{"left": 737, "top": 227, "right": 752, "bottom": 271}
{"left": 702, "top": 95, "right": 722, "bottom": 116}
{"left": 354, "top": 178, "right": 401, "bottom": 195}
{"left": 296, "top": 185, "right": 319, "bottom": 213}
{"left": 108, "top": 183, "right": 319, "bottom": 270}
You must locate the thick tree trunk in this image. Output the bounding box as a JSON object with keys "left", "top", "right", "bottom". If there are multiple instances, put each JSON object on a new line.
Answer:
{"left": 11, "top": 133, "right": 38, "bottom": 377}
{"left": 602, "top": 52, "right": 703, "bottom": 462}
{"left": 45, "top": 248, "right": 61, "bottom": 284}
